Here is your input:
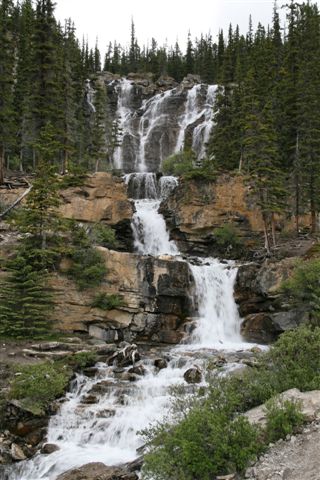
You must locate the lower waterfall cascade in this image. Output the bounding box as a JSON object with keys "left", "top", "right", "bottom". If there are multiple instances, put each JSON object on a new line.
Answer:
{"left": 7, "top": 173, "right": 252, "bottom": 480}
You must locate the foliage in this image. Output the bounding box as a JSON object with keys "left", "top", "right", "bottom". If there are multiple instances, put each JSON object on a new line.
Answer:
{"left": 162, "top": 150, "right": 216, "bottom": 180}
{"left": 141, "top": 325, "right": 320, "bottom": 479}
{"left": 9, "top": 362, "right": 71, "bottom": 414}
{"left": 142, "top": 405, "right": 262, "bottom": 480}
{"left": 68, "top": 351, "right": 98, "bottom": 369}
{"left": 264, "top": 399, "right": 305, "bottom": 443}
{"left": 282, "top": 259, "right": 320, "bottom": 320}
{"left": 213, "top": 224, "right": 244, "bottom": 256}
{"left": 266, "top": 325, "right": 320, "bottom": 392}
{"left": 90, "top": 223, "right": 118, "bottom": 249}
{"left": 90, "top": 292, "right": 124, "bottom": 310}
{"left": 0, "top": 250, "right": 54, "bottom": 338}
{"left": 67, "top": 247, "right": 107, "bottom": 290}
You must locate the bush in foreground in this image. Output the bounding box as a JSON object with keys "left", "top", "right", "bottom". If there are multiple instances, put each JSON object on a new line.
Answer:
{"left": 141, "top": 325, "right": 319, "bottom": 479}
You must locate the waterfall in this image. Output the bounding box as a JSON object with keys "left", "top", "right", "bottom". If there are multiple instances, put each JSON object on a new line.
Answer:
{"left": 188, "top": 258, "right": 242, "bottom": 348}
{"left": 175, "top": 84, "right": 202, "bottom": 153}
{"left": 125, "top": 173, "right": 179, "bottom": 256}
{"left": 113, "top": 79, "right": 135, "bottom": 170}
{"left": 111, "top": 80, "right": 217, "bottom": 172}
{"left": 137, "top": 89, "right": 173, "bottom": 172}
{"left": 9, "top": 173, "right": 249, "bottom": 480}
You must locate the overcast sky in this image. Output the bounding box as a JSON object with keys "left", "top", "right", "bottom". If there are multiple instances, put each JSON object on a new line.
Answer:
{"left": 55, "top": 0, "right": 289, "bottom": 54}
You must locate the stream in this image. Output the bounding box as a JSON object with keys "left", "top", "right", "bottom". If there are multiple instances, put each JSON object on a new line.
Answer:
{"left": 8, "top": 173, "right": 254, "bottom": 480}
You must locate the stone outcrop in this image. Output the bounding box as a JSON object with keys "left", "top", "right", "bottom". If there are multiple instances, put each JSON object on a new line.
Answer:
{"left": 236, "top": 258, "right": 310, "bottom": 343}
{"left": 56, "top": 462, "right": 138, "bottom": 480}
{"left": 161, "top": 175, "right": 265, "bottom": 256}
{"left": 51, "top": 248, "right": 193, "bottom": 344}
{"left": 59, "top": 173, "right": 134, "bottom": 251}
{"left": 244, "top": 389, "right": 320, "bottom": 427}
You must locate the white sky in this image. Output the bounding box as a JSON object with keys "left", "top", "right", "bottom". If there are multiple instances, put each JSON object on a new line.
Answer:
{"left": 55, "top": 0, "right": 291, "bottom": 55}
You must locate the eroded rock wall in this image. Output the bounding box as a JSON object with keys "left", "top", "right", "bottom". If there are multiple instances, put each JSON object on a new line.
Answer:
{"left": 52, "top": 248, "right": 192, "bottom": 345}
{"left": 161, "top": 174, "right": 265, "bottom": 256}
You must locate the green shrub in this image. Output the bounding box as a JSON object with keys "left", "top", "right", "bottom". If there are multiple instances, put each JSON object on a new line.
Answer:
{"left": 162, "top": 150, "right": 216, "bottom": 180}
{"left": 264, "top": 399, "right": 305, "bottom": 443}
{"left": 214, "top": 224, "right": 244, "bottom": 255}
{"left": 90, "top": 292, "right": 124, "bottom": 310}
{"left": 142, "top": 393, "right": 263, "bottom": 480}
{"left": 90, "top": 224, "right": 118, "bottom": 249}
{"left": 265, "top": 325, "right": 320, "bottom": 391}
{"left": 283, "top": 258, "right": 320, "bottom": 320}
{"left": 58, "top": 166, "right": 87, "bottom": 189}
{"left": 141, "top": 325, "right": 320, "bottom": 480}
{"left": 67, "top": 247, "right": 107, "bottom": 290}
{"left": 68, "top": 351, "right": 98, "bottom": 369}
{"left": 10, "top": 362, "right": 71, "bottom": 414}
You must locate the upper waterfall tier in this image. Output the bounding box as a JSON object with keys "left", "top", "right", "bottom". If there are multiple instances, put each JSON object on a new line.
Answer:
{"left": 110, "top": 78, "right": 217, "bottom": 172}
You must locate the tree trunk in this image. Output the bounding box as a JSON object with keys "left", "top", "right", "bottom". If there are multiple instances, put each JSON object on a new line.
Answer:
{"left": 263, "top": 218, "right": 271, "bottom": 254}
{"left": 0, "top": 144, "right": 5, "bottom": 185}
{"left": 95, "top": 159, "right": 100, "bottom": 173}
{"left": 271, "top": 213, "right": 277, "bottom": 247}
{"left": 62, "top": 149, "right": 68, "bottom": 175}
{"left": 19, "top": 149, "right": 24, "bottom": 173}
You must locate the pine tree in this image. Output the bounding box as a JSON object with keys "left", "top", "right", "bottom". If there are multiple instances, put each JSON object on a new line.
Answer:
{"left": 0, "top": 252, "right": 53, "bottom": 338}
{"left": 0, "top": 0, "right": 15, "bottom": 183}
{"left": 17, "top": 123, "right": 62, "bottom": 253}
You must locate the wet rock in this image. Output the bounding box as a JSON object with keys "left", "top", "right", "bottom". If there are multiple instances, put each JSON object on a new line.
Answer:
{"left": 184, "top": 366, "right": 202, "bottom": 384}
{"left": 154, "top": 358, "right": 167, "bottom": 370}
{"left": 83, "top": 367, "right": 100, "bottom": 378}
{"left": 56, "top": 462, "right": 139, "bottom": 480}
{"left": 81, "top": 395, "right": 98, "bottom": 405}
{"left": 11, "top": 443, "right": 26, "bottom": 461}
{"left": 95, "top": 409, "right": 116, "bottom": 419}
{"left": 41, "top": 443, "right": 60, "bottom": 455}
{"left": 128, "top": 365, "right": 146, "bottom": 376}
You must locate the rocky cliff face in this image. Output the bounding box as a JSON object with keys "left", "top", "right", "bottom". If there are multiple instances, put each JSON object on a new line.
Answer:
{"left": 160, "top": 174, "right": 265, "bottom": 256}
{"left": 101, "top": 73, "right": 217, "bottom": 172}
{"left": 59, "top": 173, "right": 134, "bottom": 251}
{"left": 52, "top": 248, "right": 193, "bottom": 345}
{"left": 236, "top": 258, "right": 310, "bottom": 343}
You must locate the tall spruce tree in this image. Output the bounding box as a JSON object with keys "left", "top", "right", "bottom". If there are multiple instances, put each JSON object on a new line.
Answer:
{"left": 0, "top": 253, "right": 53, "bottom": 338}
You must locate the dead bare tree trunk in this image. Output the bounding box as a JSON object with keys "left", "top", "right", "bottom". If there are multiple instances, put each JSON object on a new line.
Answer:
{"left": 0, "top": 183, "right": 32, "bottom": 219}
{"left": 0, "top": 144, "right": 5, "bottom": 185}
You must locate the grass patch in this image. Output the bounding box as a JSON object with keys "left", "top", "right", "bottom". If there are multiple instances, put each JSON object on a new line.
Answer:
{"left": 10, "top": 362, "right": 72, "bottom": 415}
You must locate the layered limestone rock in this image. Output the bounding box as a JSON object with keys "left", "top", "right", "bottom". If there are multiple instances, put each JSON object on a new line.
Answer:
{"left": 59, "top": 173, "right": 134, "bottom": 250}
{"left": 236, "top": 258, "right": 310, "bottom": 343}
{"left": 52, "top": 247, "right": 192, "bottom": 344}
{"left": 161, "top": 174, "right": 265, "bottom": 256}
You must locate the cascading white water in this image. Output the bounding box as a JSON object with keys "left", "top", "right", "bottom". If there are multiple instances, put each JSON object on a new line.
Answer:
{"left": 113, "top": 79, "right": 134, "bottom": 170}
{"left": 125, "top": 173, "right": 179, "bottom": 256}
{"left": 175, "top": 84, "right": 201, "bottom": 153}
{"left": 8, "top": 355, "right": 199, "bottom": 480}
{"left": 9, "top": 173, "right": 249, "bottom": 480}
{"left": 111, "top": 80, "right": 217, "bottom": 171}
{"left": 188, "top": 258, "right": 243, "bottom": 348}
{"left": 192, "top": 85, "right": 218, "bottom": 160}
{"left": 137, "top": 90, "right": 173, "bottom": 172}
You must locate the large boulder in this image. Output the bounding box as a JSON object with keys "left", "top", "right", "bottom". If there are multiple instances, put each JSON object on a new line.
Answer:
{"left": 56, "top": 463, "right": 138, "bottom": 480}
{"left": 244, "top": 389, "right": 320, "bottom": 427}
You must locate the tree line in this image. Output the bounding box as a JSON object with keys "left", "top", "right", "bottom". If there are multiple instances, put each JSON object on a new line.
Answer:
{"left": 207, "top": 1, "right": 320, "bottom": 245}
{"left": 1, "top": 0, "right": 320, "bottom": 243}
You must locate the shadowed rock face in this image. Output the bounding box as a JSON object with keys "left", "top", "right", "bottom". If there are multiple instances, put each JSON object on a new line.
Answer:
{"left": 105, "top": 74, "right": 217, "bottom": 172}
{"left": 51, "top": 248, "right": 193, "bottom": 344}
